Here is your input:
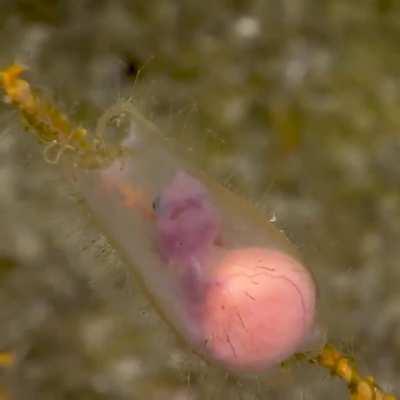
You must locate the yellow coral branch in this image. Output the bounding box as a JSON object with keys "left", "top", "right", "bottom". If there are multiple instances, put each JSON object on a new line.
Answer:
{"left": 0, "top": 388, "right": 10, "bottom": 400}
{"left": 312, "top": 344, "right": 396, "bottom": 400}
{"left": 0, "top": 352, "right": 15, "bottom": 400}
{"left": 0, "top": 64, "right": 123, "bottom": 168}
{"left": 0, "top": 352, "right": 15, "bottom": 368}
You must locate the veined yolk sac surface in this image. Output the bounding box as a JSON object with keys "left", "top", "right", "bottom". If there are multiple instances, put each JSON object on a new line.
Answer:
{"left": 76, "top": 107, "right": 318, "bottom": 375}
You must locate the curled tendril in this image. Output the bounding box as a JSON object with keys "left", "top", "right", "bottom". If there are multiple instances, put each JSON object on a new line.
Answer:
{"left": 43, "top": 140, "right": 73, "bottom": 164}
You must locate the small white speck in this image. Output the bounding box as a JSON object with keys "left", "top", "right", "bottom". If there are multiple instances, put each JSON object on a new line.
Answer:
{"left": 234, "top": 16, "right": 260, "bottom": 39}
{"left": 269, "top": 212, "right": 277, "bottom": 223}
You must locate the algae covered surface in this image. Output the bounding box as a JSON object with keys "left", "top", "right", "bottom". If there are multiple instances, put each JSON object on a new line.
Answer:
{"left": 0, "top": 1, "right": 400, "bottom": 399}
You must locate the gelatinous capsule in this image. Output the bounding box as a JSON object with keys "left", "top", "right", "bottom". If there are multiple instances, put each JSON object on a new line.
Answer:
{"left": 75, "top": 105, "right": 319, "bottom": 375}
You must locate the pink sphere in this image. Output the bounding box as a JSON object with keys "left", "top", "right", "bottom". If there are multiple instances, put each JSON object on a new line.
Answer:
{"left": 202, "top": 247, "right": 316, "bottom": 373}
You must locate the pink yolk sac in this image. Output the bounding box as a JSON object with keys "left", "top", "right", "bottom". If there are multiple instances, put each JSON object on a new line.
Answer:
{"left": 202, "top": 247, "right": 316, "bottom": 373}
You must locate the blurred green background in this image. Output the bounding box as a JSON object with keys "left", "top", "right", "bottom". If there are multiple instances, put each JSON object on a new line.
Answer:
{"left": 0, "top": 0, "right": 400, "bottom": 399}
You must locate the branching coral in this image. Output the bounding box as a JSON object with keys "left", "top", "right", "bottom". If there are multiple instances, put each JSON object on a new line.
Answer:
{"left": 312, "top": 345, "right": 396, "bottom": 400}
{"left": 0, "top": 64, "right": 123, "bottom": 167}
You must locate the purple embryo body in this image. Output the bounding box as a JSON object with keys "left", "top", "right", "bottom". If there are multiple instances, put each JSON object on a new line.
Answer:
{"left": 154, "top": 171, "right": 220, "bottom": 270}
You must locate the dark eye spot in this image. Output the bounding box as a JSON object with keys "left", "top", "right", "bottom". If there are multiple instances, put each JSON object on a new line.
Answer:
{"left": 152, "top": 195, "right": 161, "bottom": 212}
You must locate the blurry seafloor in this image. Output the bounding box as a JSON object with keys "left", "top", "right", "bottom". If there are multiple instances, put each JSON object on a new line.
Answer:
{"left": 0, "top": 1, "right": 400, "bottom": 399}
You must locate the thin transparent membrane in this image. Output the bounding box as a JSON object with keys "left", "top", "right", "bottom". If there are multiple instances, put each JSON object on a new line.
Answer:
{"left": 75, "top": 108, "right": 318, "bottom": 375}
